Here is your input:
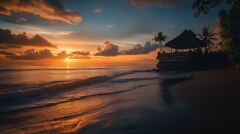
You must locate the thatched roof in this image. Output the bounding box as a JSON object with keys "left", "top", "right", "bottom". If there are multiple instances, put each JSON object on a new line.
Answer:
{"left": 165, "top": 30, "right": 206, "bottom": 49}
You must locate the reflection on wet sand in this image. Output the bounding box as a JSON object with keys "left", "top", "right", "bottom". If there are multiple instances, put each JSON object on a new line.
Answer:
{"left": 159, "top": 74, "right": 193, "bottom": 104}
{"left": 0, "top": 96, "right": 114, "bottom": 133}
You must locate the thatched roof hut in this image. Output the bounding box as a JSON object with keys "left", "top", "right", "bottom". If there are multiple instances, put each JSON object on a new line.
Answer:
{"left": 165, "top": 30, "right": 205, "bottom": 49}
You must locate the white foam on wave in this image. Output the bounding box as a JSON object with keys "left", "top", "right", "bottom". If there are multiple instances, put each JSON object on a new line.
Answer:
{"left": 0, "top": 70, "right": 192, "bottom": 113}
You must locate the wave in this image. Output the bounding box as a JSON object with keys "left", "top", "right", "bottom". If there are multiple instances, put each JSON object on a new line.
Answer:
{"left": 0, "top": 77, "right": 106, "bottom": 98}
{"left": 0, "top": 70, "right": 192, "bottom": 113}
{"left": 0, "top": 70, "right": 147, "bottom": 112}
{"left": 0, "top": 83, "right": 153, "bottom": 113}
{"left": 0, "top": 70, "right": 142, "bottom": 96}
{"left": 0, "top": 80, "right": 66, "bottom": 93}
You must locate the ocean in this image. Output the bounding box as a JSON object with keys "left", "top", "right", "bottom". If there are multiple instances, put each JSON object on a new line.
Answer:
{"left": 0, "top": 66, "right": 157, "bottom": 112}
{"left": 2, "top": 66, "right": 228, "bottom": 134}
{"left": 0, "top": 65, "right": 172, "bottom": 133}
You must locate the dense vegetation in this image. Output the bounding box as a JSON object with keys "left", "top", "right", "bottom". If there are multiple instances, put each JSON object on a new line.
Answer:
{"left": 193, "top": 0, "right": 240, "bottom": 64}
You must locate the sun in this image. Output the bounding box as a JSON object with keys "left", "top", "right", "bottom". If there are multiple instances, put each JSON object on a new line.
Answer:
{"left": 65, "top": 57, "right": 72, "bottom": 62}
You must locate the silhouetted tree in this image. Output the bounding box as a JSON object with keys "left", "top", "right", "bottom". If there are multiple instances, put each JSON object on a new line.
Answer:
{"left": 197, "top": 27, "right": 217, "bottom": 51}
{"left": 153, "top": 32, "right": 167, "bottom": 52}
{"left": 192, "top": 0, "right": 240, "bottom": 57}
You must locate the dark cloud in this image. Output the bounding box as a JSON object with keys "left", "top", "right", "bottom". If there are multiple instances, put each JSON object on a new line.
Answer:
{"left": 2, "top": 49, "right": 68, "bottom": 60}
{"left": 0, "top": 6, "right": 10, "bottom": 15}
{"left": 129, "top": 0, "right": 178, "bottom": 6}
{"left": 68, "top": 51, "right": 90, "bottom": 59}
{"left": 0, "top": 49, "right": 91, "bottom": 60}
{"left": 0, "top": 0, "right": 82, "bottom": 24}
{"left": 122, "top": 41, "right": 160, "bottom": 55}
{"left": 94, "top": 41, "right": 159, "bottom": 56}
{"left": 95, "top": 41, "right": 120, "bottom": 56}
{"left": 0, "top": 29, "right": 56, "bottom": 49}
{"left": 0, "top": 50, "right": 16, "bottom": 56}
{"left": 56, "top": 51, "right": 68, "bottom": 59}
{"left": 5, "top": 49, "right": 54, "bottom": 60}
{"left": 70, "top": 51, "right": 90, "bottom": 56}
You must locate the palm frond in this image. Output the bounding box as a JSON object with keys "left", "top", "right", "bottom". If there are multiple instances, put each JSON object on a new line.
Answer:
{"left": 210, "top": 33, "right": 217, "bottom": 36}
{"left": 209, "top": 40, "right": 215, "bottom": 45}
{"left": 209, "top": 37, "right": 217, "bottom": 40}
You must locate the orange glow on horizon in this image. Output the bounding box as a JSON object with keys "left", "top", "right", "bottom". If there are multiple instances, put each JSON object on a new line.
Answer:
{"left": 0, "top": 50, "right": 159, "bottom": 69}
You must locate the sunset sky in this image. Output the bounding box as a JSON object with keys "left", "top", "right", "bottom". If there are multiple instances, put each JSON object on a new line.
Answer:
{"left": 0, "top": 0, "right": 227, "bottom": 67}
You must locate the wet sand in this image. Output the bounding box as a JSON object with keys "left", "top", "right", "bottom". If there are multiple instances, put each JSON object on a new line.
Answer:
{"left": 84, "top": 70, "right": 240, "bottom": 134}
{"left": 0, "top": 70, "right": 240, "bottom": 134}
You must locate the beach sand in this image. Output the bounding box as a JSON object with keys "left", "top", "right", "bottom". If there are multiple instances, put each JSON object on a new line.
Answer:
{"left": 169, "top": 70, "right": 240, "bottom": 133}
{"left": 0, "top": 70, "right": 240, "bottom": 134}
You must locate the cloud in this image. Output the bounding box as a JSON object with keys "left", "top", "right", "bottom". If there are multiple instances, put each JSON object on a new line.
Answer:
{"left": 106, "top": 25, "right": 115, "bottom": 29}
{"left": 0, "top": 50, "right": 16, "bottom": 56}
{"left": 56, "top": 50, "right": 68, "bottom": 59}
{"left": 0, "top": 29, "right": 56, "bottom": 49}
{"left": 1, "top": 15, "right": 33, "bottom": 25}
{"left": 94, "top": 8, "right": 102, "bottom": 13}
{"left": 94, "top": 41, "right": 159, "bottom": 56}
{"left": 0, "top": 49, "right": 91, "bottom": 60}
{"left": 0, "top": 0, "right": 82, "bottom": 24}
{"left": 70, "top": 51, "right": 90, "bottom": 56}
{"left": 95, "top": 41, "right": 119, "bottom": 56}
{"left": 5, "top": 49, "right": 54, "bottom": 60}
{"left": 68, "top": 51, "right": 90, "bottom": 59}
{"left": 2, "top": 49, "right": 67, "bottom": 60}
{"left": 0, "top": 6, "right": 10, "bottom": 15}
{"left": 121, "top": 41, "right": 160, "bottom": 55}
{"left": 129, "top": 0, "right": 177, "bottom": 6}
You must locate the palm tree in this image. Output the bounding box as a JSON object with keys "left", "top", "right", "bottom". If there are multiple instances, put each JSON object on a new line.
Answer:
{"left": 153, "top": 32, "right": 167, "bottom": 52}
{"left": 197, "top": 27, "right": 217, "bottom": 51}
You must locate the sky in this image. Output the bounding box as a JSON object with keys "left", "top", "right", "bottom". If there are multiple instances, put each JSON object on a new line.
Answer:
{"left": 0, "top": 0, "right": 227, "bottom": 68}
